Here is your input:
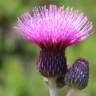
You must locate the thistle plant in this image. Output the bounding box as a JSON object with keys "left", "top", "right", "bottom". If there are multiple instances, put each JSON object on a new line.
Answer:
{"left": 15, "top": 5, "right": 93, "bottom": 96}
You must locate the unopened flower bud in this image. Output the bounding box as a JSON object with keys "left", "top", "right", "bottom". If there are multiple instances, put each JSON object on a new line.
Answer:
{"left": 64, "top": 58, "right": 89, "bottom": 90}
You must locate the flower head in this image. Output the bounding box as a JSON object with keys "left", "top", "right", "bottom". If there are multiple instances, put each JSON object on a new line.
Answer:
{"left": 15, "top": 5, "right": 93, "bottom": 48}
{"left": 64, "top": 58, "right": 89, "bottom": 89}
{"left": 15, "top": 5, "right": 93, "bottom": 77}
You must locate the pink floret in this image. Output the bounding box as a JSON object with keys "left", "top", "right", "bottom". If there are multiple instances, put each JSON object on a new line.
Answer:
{"left": 15, "top": 5, "right": 93, "bottom": 48}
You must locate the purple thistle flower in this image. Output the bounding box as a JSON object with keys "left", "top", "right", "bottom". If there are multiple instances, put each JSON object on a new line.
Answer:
{"left": 15, "top": 5, "right": 93, "bottom": 77}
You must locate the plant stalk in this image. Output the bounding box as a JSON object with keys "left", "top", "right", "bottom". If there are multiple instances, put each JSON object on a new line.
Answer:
{"left": 48, "top": 77, "right": 57, "bottom": 96}
{"left": 66, "top": 89, "right": 76, "bottom": 96}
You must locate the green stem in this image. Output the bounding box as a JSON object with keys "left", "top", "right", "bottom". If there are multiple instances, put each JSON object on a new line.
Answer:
{"left": 66, "top": 89, "right": 76, "bottom": 96}
{"left": 48, "top": 78, "right": 57, "bottom": 96}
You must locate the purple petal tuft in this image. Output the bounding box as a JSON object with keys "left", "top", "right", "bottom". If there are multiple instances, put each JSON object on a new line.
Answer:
{"left": 15, "top": 5, "right": 93, "bottom": 48}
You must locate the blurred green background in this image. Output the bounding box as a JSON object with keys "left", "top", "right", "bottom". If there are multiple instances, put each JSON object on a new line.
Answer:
{"left": 0, "top": 0, "right": 96, "bottom": 96}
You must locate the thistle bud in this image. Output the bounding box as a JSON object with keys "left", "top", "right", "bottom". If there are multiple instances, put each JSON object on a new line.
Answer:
{"left": 64, "top": 58, "right": 89, "bottom": 90}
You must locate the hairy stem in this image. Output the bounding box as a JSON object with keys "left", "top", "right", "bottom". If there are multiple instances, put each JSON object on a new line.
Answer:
{"left": 66, "top": 89, "right": 76, "bottom": 96}
{"left": 48, "top": 78, "right": 57, "bottom": 96}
